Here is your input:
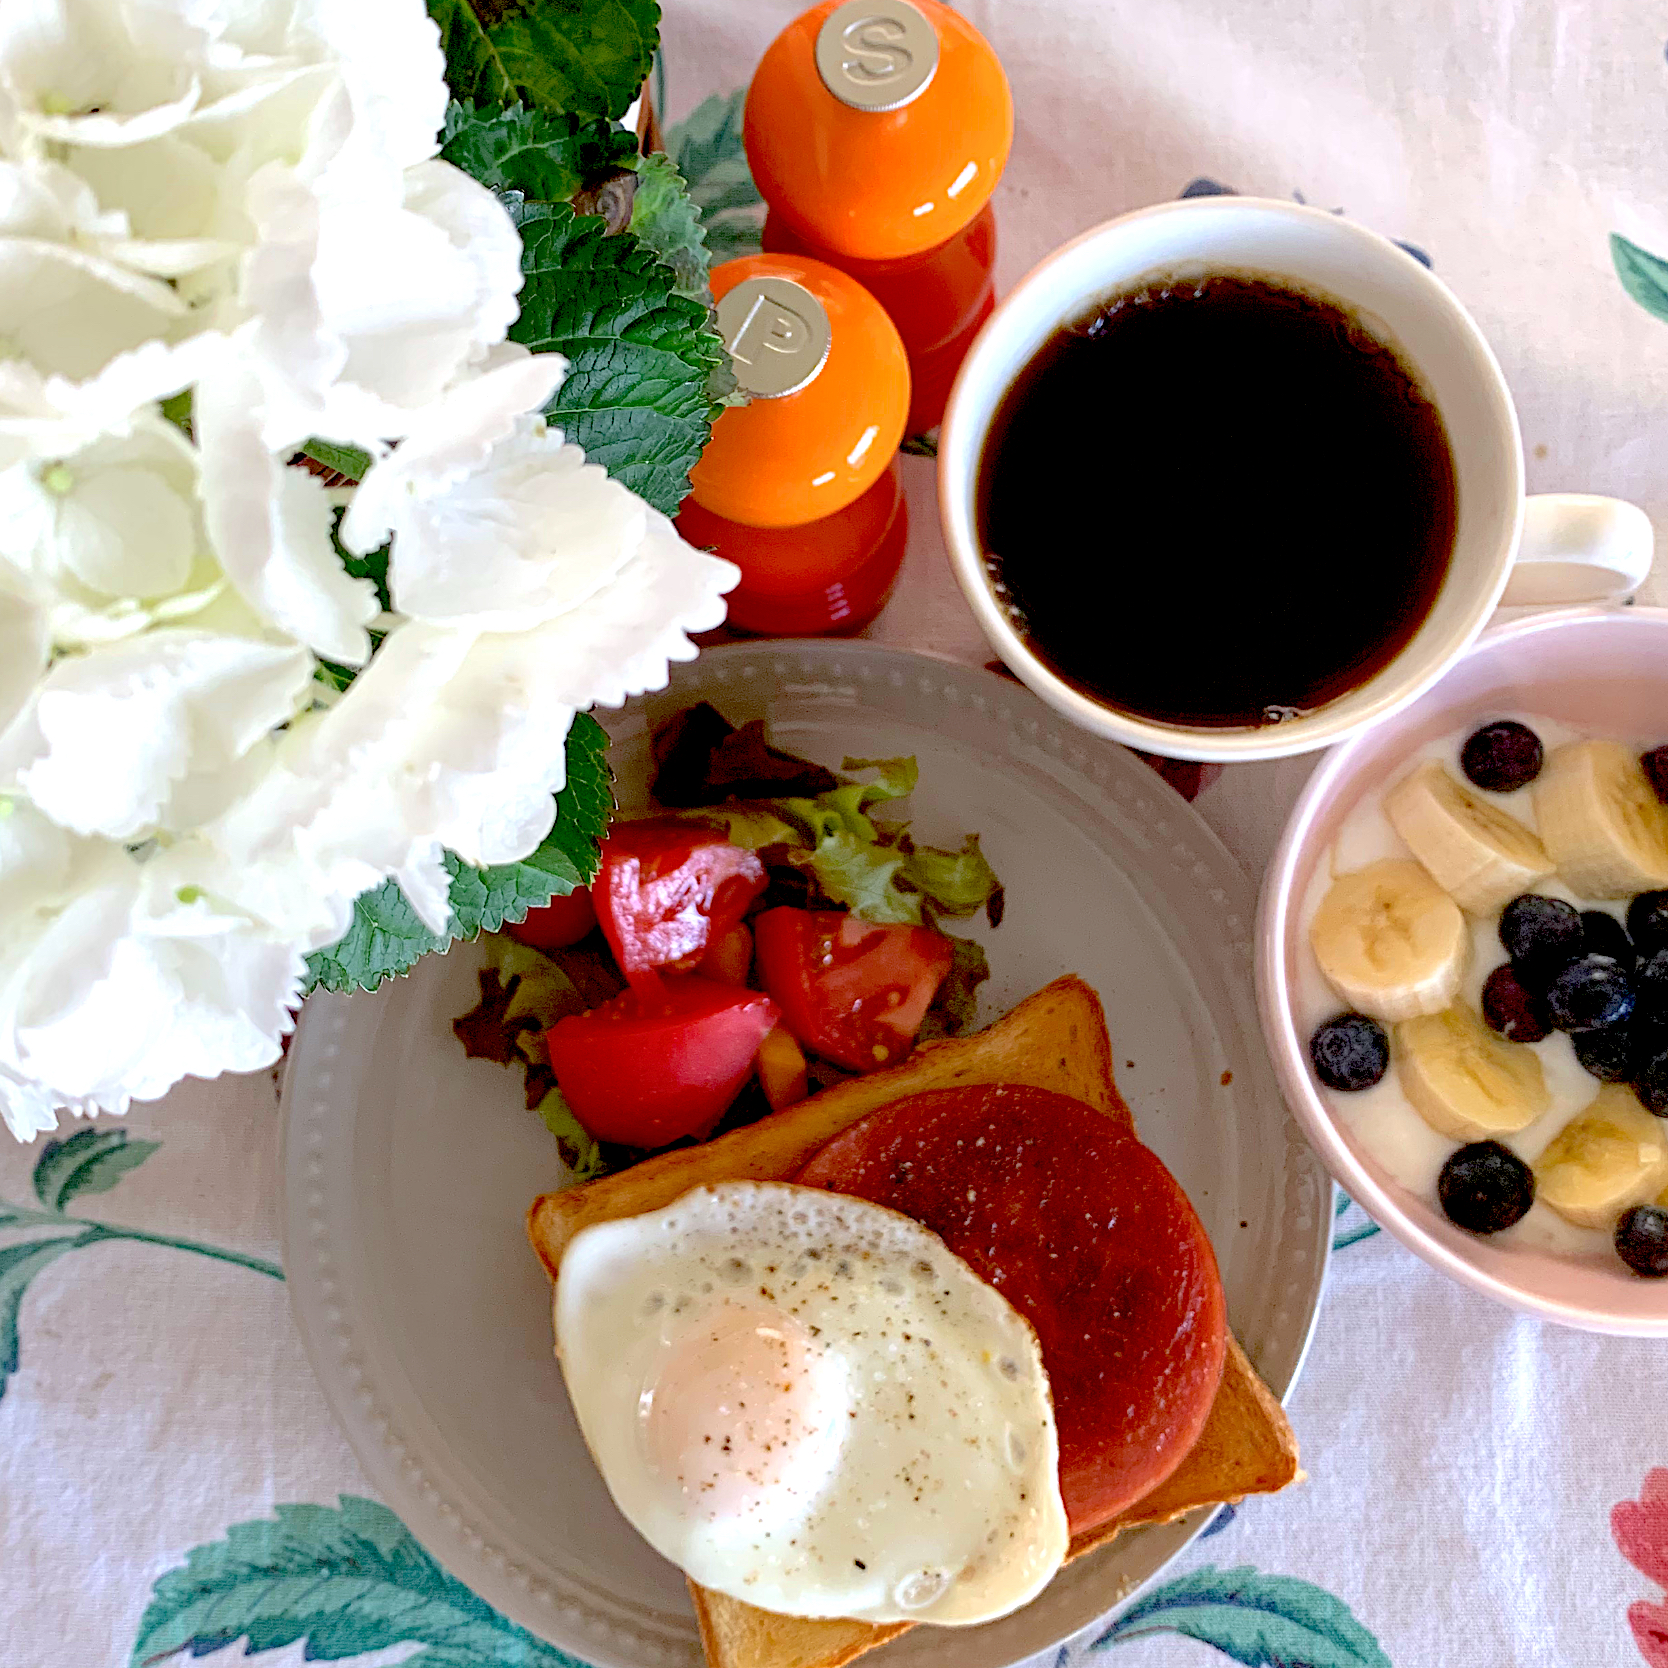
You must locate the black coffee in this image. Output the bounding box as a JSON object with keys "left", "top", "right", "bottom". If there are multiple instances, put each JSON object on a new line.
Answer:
{"left": 976, "top": 273, "right": 1458, "bottom": 729}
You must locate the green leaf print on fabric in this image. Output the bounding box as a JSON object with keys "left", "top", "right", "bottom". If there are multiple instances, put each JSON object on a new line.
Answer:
{"left": 1332, "top": 1188, "right": 1382, "bottom": 1251}
{"left": 131, "top": 1495, "right": 590, "bottom": 1666}
{"left": 32, "top": 1128, "right": 161, "bottom": 1210}
{"left": 1614, "top": 234, "right": 1668, "bottom": 324}
{"left": 0, "top": 1131, "right": 281, "bottom": 1406}
{"left": 1094, "top": 1565, "right": 1391, "bottom": 1666}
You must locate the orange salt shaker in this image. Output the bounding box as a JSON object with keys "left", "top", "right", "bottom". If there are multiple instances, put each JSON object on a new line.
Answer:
{"left": 682, "top": 254, "right": 911, "bottom": 636}
{"left": 744, "top": 0, "right": 1012, "bottom": 430}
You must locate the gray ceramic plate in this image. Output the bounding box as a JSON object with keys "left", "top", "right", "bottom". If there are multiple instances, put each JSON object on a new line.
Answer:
{"left": 282, "top": 640, "right": 1330, "bottom": 1668}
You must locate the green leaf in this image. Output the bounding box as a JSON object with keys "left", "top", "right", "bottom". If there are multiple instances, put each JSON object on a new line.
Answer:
{"left": 918, "top": 933, "right": 990, "bottom": 1042}
{"left": 32, "top": 1128, "right": 160, "bottom": 1211}
{"left": 129, "top": 1493, "right": 586, "bottom": 1666}
{"left": 0, "top": 1234, "right": 85, "bottom": 1404}
{"left": 663, "top": 89, "right": 764, "bottom": 261}
{"left": 629, "top": 149, "right": 713, "bottom": 306}
{"left": 302, "top": 712, "right": 613, "bottom": 995}
{"left": 508, "top": 199, "right": 723, "bottom": 514}
{"left": 297, "top": 439, "right": 371, "bottom": 483}
{"left": 841, "top": 755, "right": 919, "bottom": 804}
{"left": 1094, "top": 1565, "right": 1392, "bottom": 1667}
{"left": 805, "top": 831, "right": 917, "bottom": 923}
{"left": 900, "top": 833, "right": 1001, "bottom": 922}
{"left": 427, "top": 0, "right": 658, "bottom": 123}
{"left": 535, "top": 1087, "right": 607, "bottom": 1180}
{"left": 439, "top": 99, "right": 637, "bottom": 201}
{"left": 1613, "top": 234, "right": 1668, "bottom": 324}
{"left": 159, "top": 387, "right": 193, "bottom": 436}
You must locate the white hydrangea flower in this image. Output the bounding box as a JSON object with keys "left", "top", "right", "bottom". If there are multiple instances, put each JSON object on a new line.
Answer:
{"left": 0, "top": 803, "right": 304, "bottom": 1138}
{"left": 0, "top": 628, "right": 315, "bottom": 839}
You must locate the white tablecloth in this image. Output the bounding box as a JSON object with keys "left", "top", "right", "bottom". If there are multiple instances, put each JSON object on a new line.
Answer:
{"left": 5, "top": 4, "right": 1668, "bottom": 1664}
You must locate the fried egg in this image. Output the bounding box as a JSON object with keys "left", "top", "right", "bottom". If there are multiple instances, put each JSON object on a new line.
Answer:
{"left": 554, "top": 1181, "right": 1068, "bottom": 1626}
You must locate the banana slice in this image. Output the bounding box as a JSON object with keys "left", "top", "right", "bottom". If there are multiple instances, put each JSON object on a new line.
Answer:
{"left": 1535, "top": 1085, "right": 1668, "bottom": 1229}
{"left": 1384, "top": 759, "right": 1554, "bottom": 915}
{"left": 1533, "top": 740, "right": 1668, "bottom": 899}
{"left": 1394, "top": 1004, "right": 1549, "bottom": 1141}
{"left": 1310, "top": 858, "right": 1469, "bottom": 1022}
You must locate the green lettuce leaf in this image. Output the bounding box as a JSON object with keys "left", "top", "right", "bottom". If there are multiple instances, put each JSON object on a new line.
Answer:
{"left": 508, "top": 198, "right": 724, "bottom": 514}
{"left": 536, "top": 1087, "right": 607, "bottom": 1180}
{"left": 900, "top": 833, "right": 1001, "bottom": 921}
{"left": 918, "top": 934, "right": 991, "bottom": 1042}
{"left": 803, "top": 831, "right": 916, "bottom": 923}
{"left": 440, "top": 99, "right": 638, "bottom": 201}
{"left": 427, "top": 0, "right": 658, "bottom": 124}
{"left": 301, "top": 712, "right": 613, "bottom": 994}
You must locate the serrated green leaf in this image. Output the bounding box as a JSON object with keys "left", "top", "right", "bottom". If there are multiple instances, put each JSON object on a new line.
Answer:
{"left": 428, "top": 0, "right": 657, "bottom": 123}
{"left": 1094, "top": 1565, "right": 1391, "bottom": 1667}
{"left": 302, "top": 713, "right": 613, "bottom": 995}
{"left": 297, "top": 438, "right": 371, "bottom": 483}
{"left": 130, "top": 1493, "right": 586, "bottom": 1666}
{"left": 629, "top": 150, "right": 713, "bottom": 305}
{"left": 663, "top": 89, "right": 763, "bottom": 261}
{"left": 32, "top": 1128, "right": 161, "bottom": 1211}
{"left": 1613, "top": 234, "right": 1668, "bottom": 324}
{"left": 1, "top": 1234, "right": 85, "bottom": 1404}
{"left": 440, "top": 99, "right": 638, "bottom": 201}
{"left": 509, "top": 199, "right": 723, "bottom": 514}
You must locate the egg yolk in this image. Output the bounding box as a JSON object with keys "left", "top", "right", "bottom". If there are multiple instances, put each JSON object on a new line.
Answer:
{"left": 638, "top": 1306, "right": 847, "bottom": 1525}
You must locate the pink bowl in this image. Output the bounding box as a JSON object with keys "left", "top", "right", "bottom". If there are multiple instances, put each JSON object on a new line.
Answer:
{"left": 1258, "top": 606, "right": 1668, "bottom": 1335}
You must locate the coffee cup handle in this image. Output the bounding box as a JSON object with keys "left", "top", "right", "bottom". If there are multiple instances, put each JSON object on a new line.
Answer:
{"left": 1499, "top": 494, "right": 1654, "bottom": 608}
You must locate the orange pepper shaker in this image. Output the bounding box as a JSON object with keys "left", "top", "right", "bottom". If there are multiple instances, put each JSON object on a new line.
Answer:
{"left": 744, "top": 0, "right": 1012, "bottom": 432}
{"left": 682, "top": 254, "right": 911, "bottom": 636}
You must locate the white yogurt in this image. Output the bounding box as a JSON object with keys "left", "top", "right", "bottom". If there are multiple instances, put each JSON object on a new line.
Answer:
{"left": 1295, "top": 714, "right": 1651, "bottom": 1267}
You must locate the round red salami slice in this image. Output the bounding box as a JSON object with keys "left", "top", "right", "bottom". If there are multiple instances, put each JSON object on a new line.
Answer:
{"left": 795, "top": 1083, "right": 1227, "bottom": 1533}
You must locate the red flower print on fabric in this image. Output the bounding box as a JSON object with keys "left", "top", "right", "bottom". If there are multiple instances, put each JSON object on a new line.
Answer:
{"left": 1614, "top": 1469, "right": 1668, "bottom": 1666}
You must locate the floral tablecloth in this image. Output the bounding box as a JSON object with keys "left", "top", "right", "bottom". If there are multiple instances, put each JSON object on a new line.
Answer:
{"left": 6, "top": 2, "right": 1668, "bottom": 1665}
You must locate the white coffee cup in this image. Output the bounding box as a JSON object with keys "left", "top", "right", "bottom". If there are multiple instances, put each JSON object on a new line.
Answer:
{"left": 938, "top": 197, "right": 1653, "bottom": 763}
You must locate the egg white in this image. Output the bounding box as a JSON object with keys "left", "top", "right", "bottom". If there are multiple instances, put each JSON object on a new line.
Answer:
{"left": 554, "top": 1181, "right": 1069, "bottom": 1626}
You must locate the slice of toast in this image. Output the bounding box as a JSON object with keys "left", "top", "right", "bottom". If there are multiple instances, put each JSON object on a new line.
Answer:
{"left": 527, "top": 975, "right": 1299, "bottom": 1668}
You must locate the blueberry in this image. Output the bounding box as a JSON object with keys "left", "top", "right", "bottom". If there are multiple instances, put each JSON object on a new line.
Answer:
{"left": 1582, "top": 911, "right": 1635, "bottom": 967}
{"left": 1575, "top": 1024, "right": 1639, "bottom": 1082}
{"left": 1460, "top": 721, "right": 1544, "bottom": 792}
{"left": 1499, "top": 894, "right": 1586, "bottom": 989}
{"left": 1639, "top": 949, "right": 1668, "bottom": 1013}
{"left": 1636, "top": 1050, "right": 1668, "bottom": 1117}
{"left": 1438, "top": 1140, "right": 1535, "bottom": 1235}
{"left": 1545, "top": 955, "right": 1636, "bottom": 1032}
{"left": 1616, "top": 1205, "right": 1668, "bottom": 1278}
{"left": 1628, "top": 892, "right": 1668, "bottom": 959}
{"left": 1481, "top": 964, "right": 1551, "bottom": 1044}
{"left": 1643, "top": 746, "right": 1668, "bottom": 807}
{"left": 1309, "top": 1013, "right": 1390, "bottom": 1091}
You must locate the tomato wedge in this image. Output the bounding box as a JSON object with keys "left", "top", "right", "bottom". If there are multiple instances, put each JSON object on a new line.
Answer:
{"left": 596, "top": 821, "right": 767, "bottom": 987}
{"left": 545, "top": 978, "right": 778, "bottom": 1148}
{"left": 753, "top": 907, "right": 954, "bottom": 1072}
{"left": 507, "top": 886, "right": 596, "bottom": 951}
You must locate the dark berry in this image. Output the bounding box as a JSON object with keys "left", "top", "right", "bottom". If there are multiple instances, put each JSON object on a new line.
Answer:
{"left": 1309, "top": 1013, "right": 1390, "bottom": 1091}
{"left": 1636, "top": 1050, "right": 1668, "bottom": 1117}
{"left": 1545, "top": 956, "right": 1636, "bottom": 1032}
{"left": 1639, "top": 949, "right": 1668, "bottom": 1013}
{"left": 1643, "top": 746, "right": 1668, "bottom": 806}
{"left": 1575, "top": 1024, "right": 1639, "bottom": 1082}
{"left": 1616, "top": 1205, "right": 1668, "bottom": 1278}
{"left": 1460, "top": 721, "right": 1544, "bottom": 792}
{"left": 1628, "top": 891, "right": 1668, "bottom": 959}
{"left": 1438, "top": 1140, "right": 1535, "bottom": 1235}
{"left": 1582, "top": 911, "right": 1635, "bottom": 967}
{"left": 1481, "top": 964, "right": 1551, "bottom": 1044}
{"left": 1499, "top": 894, "right": 1585, "bottom": 989}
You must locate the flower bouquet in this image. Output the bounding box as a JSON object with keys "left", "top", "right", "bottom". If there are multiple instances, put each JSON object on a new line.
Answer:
{"left": 0, "top": 0, "right": 745, "bottom": 1137}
